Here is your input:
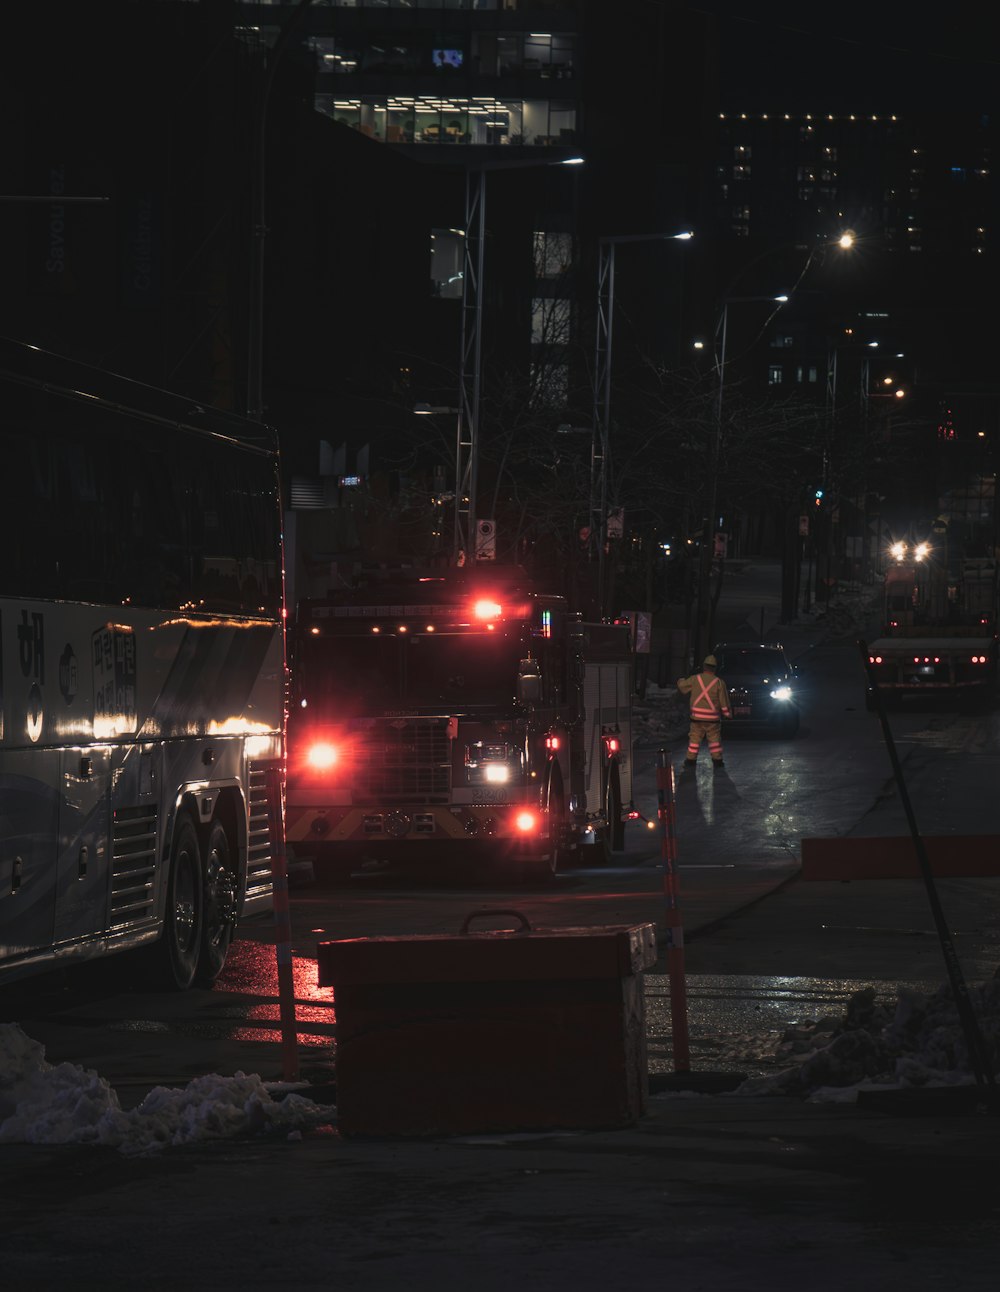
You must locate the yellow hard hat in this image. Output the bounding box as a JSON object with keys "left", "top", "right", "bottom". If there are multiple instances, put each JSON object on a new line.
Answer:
{"left": 703, "top": 654, "right": 718, "bottom": 668}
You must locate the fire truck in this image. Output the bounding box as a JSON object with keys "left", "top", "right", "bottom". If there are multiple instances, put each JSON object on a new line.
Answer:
{"left": 285, "top": 566, "right": 634, "bottom": 879}
{"left": 865, "top": 539, "right": 998, "bottom": 708}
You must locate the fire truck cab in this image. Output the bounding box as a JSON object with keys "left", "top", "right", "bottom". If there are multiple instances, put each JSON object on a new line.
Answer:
{"left": 285, "top": 566, "right": 634, "bottom": 879}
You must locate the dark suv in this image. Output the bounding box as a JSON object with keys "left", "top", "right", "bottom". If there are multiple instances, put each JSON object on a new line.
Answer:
{"left": 713, "top": 643, "right": 800, "bottom": 737}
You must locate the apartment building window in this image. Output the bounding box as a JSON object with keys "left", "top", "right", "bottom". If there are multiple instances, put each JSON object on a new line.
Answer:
{"left": 530, "top": 362, "right": 569, "bottom": 407}
{"left": 768, "top": 365, "right": 783, "bottom": 385}
{"left": 534, "top": 231, "right": 572, "bottom": 278}
{"left": 430, "top": 228, "right": 464, "bottom": 299}
{"left": 771, "top": 334, "right": 794, "bottom": 348}
{"left": 531, "top": 297, "right": 571, "bottom": 346}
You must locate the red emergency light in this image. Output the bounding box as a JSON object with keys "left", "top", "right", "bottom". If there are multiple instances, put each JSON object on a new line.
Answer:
{"left": 306, "top": 741, "right": 339, "bottom": 771}
{"left": 473, "top": 598, "right": 503, "bottom": 621}
{"left": 545, "top": 734, "right": 561, "bottom": 751}
{"left": 515, "top": 810, "right": 538, "bottom": 833}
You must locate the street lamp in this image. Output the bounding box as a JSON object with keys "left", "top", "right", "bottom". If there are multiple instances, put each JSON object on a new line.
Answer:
{"left": 689, "top": 292, "right": 790, "bottom": 663}
{"left": 453, "top": 154, "right": 585, "bottom": 565}
{"left": 691, "top": 234, "right": 858, "bottom": 647}
{"left": 591, "top": 229, "right": 694, "bottom": 618}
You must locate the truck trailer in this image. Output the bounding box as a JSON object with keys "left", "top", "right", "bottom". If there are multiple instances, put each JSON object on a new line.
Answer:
{"left": 285, "top": 566, "right": 635, "bottom": 879}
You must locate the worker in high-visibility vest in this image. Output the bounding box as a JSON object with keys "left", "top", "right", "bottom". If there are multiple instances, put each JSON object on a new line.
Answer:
{"left": 676, "top": 654, "right": 731, "bottom": 768}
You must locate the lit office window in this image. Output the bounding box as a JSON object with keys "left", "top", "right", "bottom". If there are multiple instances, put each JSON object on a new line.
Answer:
{"left": 768, "top": 365, "right": 783, "bottom": 385}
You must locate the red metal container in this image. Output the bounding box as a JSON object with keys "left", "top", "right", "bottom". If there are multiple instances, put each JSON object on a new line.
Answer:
{"left": 317, "top": 910, "right": 657, "bottom": 1137}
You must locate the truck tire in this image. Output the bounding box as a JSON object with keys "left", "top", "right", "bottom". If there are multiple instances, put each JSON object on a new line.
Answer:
{"left": 606, "top": 762, "right": 625, "bottom": 853}
{"left": 543, "top": 766, "right": 567, "bottom": 875}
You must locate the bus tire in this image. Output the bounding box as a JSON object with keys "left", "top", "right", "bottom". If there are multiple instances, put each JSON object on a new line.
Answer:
{"left": 196, "top": 820, "right": 237, "bottom": 987}
{"left": 147, "top": 812, "right": 203, "bottom": 991}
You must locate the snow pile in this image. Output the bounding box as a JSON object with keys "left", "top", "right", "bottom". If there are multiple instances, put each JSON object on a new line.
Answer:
{"left": 0, "top": 1023, "right": 336, "bottom": 1156}
{"left": 737, "top": 974, "right": 1000, "bottom": 1103}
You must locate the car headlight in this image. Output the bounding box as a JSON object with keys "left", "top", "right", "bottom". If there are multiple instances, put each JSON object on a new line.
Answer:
{"left": 769, "top": 685, "right": 793, "bottom": 702}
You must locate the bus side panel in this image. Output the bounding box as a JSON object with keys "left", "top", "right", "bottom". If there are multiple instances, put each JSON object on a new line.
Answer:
{"left": 54, "top": 746, "right": 112, "bottom": 947}
{"left": 0, "top": 751, "right": 60, "bottom": 966}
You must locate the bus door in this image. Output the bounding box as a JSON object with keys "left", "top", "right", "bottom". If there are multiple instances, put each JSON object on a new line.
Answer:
{"left": 0, "top": 751, "right": 61, "bottom": 966}
{"left": 54, "top": 746, "right": 112, "bottom": 945}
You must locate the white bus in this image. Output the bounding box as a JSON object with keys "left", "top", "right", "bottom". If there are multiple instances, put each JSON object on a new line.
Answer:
{"left": 0, "top": 339, "right": 285, "bottom": 990}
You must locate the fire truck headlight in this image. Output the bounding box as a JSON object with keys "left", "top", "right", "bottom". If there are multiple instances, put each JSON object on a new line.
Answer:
{"left": 769, "top": 686, "right": 793, "bottom": 702}
{"left": 515, "top": 810, "right": 537, "bottom": 833}
{"left": 484, "top": 763, "right": 510, "bottom": 784}
{"left": 306, "top": 742, "right": 339, "bottom": 771}
{"left": 890, "top": 541, "right": 907, "bottom": 561}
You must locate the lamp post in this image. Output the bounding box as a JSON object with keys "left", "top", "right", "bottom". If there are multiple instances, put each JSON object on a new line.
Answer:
{"left": 689, "top": 292, "right": 789, "bottom": 664}
{"left": 451, "top": 155, "right": 584, "bottom": 565}
{"left": 591, "top": 230, "right": 693, "bottom": 618}
{"left": 688, "top": 232, "right": 858, "bottom": 652}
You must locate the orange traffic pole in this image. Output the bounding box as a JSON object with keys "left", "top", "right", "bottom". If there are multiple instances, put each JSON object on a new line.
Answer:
{"left": 656, "top": 748, "right": 690, "bottom": 1071}
{"left": 264, "top": 765, "right": 300, "bottom": 1082}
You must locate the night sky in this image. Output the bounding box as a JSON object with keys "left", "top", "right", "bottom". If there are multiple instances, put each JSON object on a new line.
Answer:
{"left": 697, "top": 3, "right": 998, "bottom": 114}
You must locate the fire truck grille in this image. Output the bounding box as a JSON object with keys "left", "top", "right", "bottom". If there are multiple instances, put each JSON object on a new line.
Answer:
{"left": 352, "top": 719, "right": 451, "bottom": 801}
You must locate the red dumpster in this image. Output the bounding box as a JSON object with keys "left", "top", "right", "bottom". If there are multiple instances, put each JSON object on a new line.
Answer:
{"left": 317, "top": 910, "right": 657, "bottom": 1137}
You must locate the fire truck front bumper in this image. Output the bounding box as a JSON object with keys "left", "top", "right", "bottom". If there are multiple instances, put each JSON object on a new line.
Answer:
{"left": 286, "top": 802, "right": 555, "bottom": 850}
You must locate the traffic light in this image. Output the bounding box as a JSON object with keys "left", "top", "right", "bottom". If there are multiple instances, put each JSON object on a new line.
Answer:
{"left": 813, "top": 488, "right": 824, "bottom": 508}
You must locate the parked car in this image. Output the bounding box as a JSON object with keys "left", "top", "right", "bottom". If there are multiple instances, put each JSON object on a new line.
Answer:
{"left": 713, "top": 642, "right": 800, "bottom": 736}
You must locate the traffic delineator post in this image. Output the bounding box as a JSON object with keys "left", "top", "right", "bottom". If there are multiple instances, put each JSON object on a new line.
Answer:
{"left": 657, "top": 749, "right": 690, "bottom": 1072}
{"left": 265, "top": 765, "right": 300, "bottom": 1082}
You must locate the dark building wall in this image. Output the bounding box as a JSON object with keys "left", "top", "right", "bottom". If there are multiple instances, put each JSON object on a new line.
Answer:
{"left": 0, "top": 3, "right": 253, "bottom": 410}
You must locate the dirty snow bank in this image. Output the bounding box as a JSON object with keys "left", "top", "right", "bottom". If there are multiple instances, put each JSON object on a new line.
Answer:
{"left": 0, "top": 1023, "right": 335, "bottom": 1155}
{"left": 736, "top": 974, "right": 1000, "bottom": 1102}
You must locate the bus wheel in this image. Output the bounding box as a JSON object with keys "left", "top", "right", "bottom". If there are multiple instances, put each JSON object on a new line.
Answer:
{"left": 196, "top": 821, "right": 237, "bottom": 987}
{"left": 146, "top": 813, "right": 203, "bottom": 991}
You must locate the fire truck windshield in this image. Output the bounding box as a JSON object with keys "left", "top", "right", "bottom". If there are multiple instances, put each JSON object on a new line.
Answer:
{"left": 297, "top": 630, "right": 520, "bottom": 712}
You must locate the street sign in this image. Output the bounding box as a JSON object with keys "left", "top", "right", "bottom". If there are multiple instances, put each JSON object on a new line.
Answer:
{"left": 475, "top": 519, "right": 496, "bottom": 561}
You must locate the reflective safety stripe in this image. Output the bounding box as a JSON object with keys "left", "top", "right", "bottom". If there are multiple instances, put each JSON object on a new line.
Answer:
{"left": 691, "top": 674, "right": 723, "bottom": 720}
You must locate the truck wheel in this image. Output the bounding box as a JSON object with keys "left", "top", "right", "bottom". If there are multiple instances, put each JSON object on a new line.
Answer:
{"left": 543, "top": 768, "right": 567, "bottom": 875}
{"left": 195, "top": 820, "right": 237, "bottom": 987}
{"left": 606, "top": 763, "right": 625, "bottom": 854}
